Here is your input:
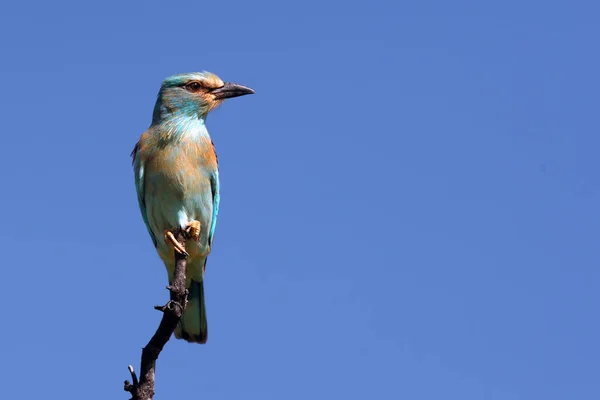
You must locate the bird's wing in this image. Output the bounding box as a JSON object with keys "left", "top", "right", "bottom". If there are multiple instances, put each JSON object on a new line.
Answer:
{"left": 208, "top": 169, "right": 220, "bottom": 247}
{"left": 132, "top": 141, "right": 157, "bottom": 247}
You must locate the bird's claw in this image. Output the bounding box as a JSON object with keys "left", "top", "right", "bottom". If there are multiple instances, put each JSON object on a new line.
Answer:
{"left": 164, "top": 231, "right": 189, "bottom": 257}
{"left": 185, "top": 220, "right": 201, "bottom": 242}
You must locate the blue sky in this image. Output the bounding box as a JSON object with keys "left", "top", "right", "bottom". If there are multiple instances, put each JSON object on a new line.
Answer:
{"left": 1, "top": 1, "right": 598, "bottom": 399}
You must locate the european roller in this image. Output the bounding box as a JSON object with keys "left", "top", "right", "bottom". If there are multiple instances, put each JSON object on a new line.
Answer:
{"left": 132, "top": 72, "right": 254, "bottom": 344}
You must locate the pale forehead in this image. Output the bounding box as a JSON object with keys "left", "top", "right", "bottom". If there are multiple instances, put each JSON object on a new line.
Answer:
{"left": 161, "top": 72, "right": 224, "bottom": 89}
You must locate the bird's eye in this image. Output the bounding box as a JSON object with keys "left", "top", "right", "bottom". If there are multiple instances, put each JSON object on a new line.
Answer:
{"left": 185, "top": 82, "right": 203, "bottom": 92}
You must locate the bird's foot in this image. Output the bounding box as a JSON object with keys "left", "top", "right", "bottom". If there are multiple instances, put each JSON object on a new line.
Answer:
{"left": 185, "top": 220, "right": 201, "bottom": 242}
{"left": 164, "top": 230, "right": 189, "bottom": 257}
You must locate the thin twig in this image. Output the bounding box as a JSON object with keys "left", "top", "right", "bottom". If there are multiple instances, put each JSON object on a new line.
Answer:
{"left": 124, "top": 230, "right": 188, "bottom": 400}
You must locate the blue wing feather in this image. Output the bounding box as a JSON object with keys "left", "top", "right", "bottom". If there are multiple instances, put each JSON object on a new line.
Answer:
{"left": 132, "top": 143, "right": 158, "bottom": 247}
{"left": 208, "top": 170, "right": 220, "bottom": 246}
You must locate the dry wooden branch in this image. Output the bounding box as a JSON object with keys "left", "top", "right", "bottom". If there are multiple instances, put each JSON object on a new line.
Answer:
{"left": 124, "top": 230, "right": 188, "bottom": 400}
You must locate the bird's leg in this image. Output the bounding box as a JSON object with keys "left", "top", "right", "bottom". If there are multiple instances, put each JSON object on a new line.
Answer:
{"left": 164, "top": 230, "right": 189, "bottom": 257}
{"left": 185, "top": 220, "right": 201, "bottom": 242}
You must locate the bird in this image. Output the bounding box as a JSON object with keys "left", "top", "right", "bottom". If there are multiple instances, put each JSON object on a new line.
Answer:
{"left": 132, "top": 71, "right": 254, "bottom": 343}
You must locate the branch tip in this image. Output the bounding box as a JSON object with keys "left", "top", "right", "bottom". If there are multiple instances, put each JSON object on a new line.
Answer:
{"left": 128, "top": 365, "right": 139, "bottom": 386}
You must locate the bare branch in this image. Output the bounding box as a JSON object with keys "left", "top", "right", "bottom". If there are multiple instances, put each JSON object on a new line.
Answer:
{"left": 124, "top": 230, "right": 188, "bottom": 400}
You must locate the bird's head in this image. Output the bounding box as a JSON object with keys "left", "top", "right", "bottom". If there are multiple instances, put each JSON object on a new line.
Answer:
{"left": 152, "top": 71, "right": 254, "bottom": 123}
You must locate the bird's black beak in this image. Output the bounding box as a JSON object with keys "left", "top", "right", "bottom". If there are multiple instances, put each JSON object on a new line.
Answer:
{"left": 211, "top": 82, "right": 255, "bottom": 100}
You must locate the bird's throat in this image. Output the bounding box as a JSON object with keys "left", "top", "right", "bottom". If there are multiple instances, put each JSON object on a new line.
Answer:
{"left": 156, "top": 115, "right": 210, "bottom": 144}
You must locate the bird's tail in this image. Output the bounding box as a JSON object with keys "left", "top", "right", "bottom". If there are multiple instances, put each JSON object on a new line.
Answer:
{"left": 175, "top": 279, "right": 208, "bottom": 344}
